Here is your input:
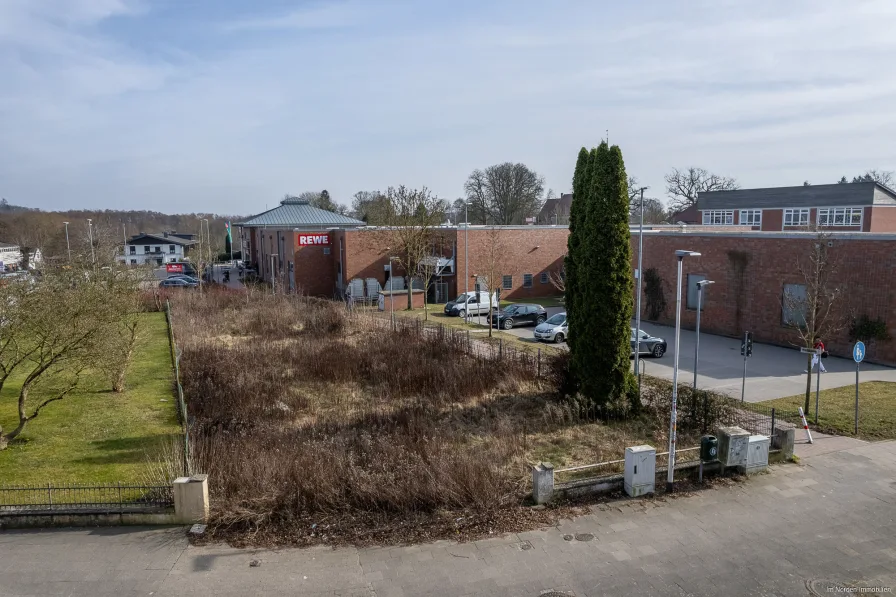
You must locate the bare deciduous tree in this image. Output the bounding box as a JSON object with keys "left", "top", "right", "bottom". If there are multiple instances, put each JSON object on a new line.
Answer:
{"left": 479, "top": 225, "right": 508, "bottom": 337}
{"left": 781, "top": 227, "right": 846, "bottom": 413}
{"left": 382, "top": 186, "right": 446, "bottom": 311}
{"left": 664, "top": 167, "right": 739, "bottom": 212}
{"left": 464, "top": 162, "right": 545, "bottom": 225}
{"left": 416, "top": 232, "right": 451, "bottom": 321}
{"left": 848, "top": 169, "right": 894, "bottom": 187}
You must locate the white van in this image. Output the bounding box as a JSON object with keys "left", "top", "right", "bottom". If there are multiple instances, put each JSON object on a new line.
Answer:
{"left": 443, "top": 290, "right": 497, "bottom": 318}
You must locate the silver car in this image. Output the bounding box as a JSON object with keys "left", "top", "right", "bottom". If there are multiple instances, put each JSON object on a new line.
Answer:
{"left": 534, "top": 312, "right": 567, "bottom": 343}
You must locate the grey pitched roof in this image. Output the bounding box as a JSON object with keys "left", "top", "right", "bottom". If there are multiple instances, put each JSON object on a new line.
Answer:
{"left": 128, "top": 233, "right": 195, "bottom": 246}
{"left": 697, "top": 182, "right": 896, "bottom": 210}
{"left": 238, "top": 198, "right": 365, "bottom": 228}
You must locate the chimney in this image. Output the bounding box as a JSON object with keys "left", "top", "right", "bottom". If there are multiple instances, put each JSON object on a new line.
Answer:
{"left": 164, "top": 232, "right": 169, "bottom": 238}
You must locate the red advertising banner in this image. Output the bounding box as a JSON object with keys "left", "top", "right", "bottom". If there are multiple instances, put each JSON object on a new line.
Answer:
{"left": 298, "top": 234, "right": 330, "bottom": 246}
{"left": 166, "top": 263, "right": 184, "bottom": 273}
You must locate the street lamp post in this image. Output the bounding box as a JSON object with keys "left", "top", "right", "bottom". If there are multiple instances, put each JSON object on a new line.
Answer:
{"left": 62, "top": 222, "right": 71, "bottom": 261}
{"left": 634, "top": 187, "right": 648, "bottom": 392}
{"left": 667, "top": 249, "right": 701, "bottom": 493}
{"left": 389, "top": 256, "right": 398, "bottom": 330}
{"left": 464, "top": 201, "right": 470, "bottom": 320}
{"left": 693, "top": 279, "right": 715, "bottom": 389}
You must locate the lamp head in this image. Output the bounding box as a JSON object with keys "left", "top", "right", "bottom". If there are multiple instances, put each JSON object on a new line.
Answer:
{"left": 675, "top": 250, "right": 701, "bottom": 258}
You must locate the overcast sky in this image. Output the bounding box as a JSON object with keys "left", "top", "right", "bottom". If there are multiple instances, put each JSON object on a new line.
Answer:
{"left": 3, "top": 0, "right": 896, "bottom": 214}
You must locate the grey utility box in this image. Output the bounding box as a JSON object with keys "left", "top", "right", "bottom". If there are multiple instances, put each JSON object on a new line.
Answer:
{"left": 624, "top": 445, "right": 656, "bottom": 497}
{"left": 717, "top": 426, "right": 750, "bottom": 468}
{"left": 745, "top": 435, "right": 770, "bottom": 475}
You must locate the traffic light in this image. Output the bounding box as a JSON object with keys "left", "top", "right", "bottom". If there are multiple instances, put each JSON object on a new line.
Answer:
{"left": 741, "top": 331, "right": 753, "bottom": 357}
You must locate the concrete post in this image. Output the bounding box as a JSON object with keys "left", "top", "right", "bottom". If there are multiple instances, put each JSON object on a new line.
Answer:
{"left": 773, "top": 427, "right": 795, "bottom": 460}
{"left": 173, "top": 474, "right": 209, "bottom": 524}
{"left": 532, "top": 463, "right": 554, "bottom": 505}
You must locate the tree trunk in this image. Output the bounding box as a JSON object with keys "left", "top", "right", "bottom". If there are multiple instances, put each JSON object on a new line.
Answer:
{"left": 112, "top": 323, "right": 139, "bottom": 393}
{"left": 804, "top": 352, "right": 813, "bottom": 413}
{"left": 406, "top": 279, "right": 412, "bottom": 311}
{"left": 2, "top": 384, "right": 32, "bottom": 446}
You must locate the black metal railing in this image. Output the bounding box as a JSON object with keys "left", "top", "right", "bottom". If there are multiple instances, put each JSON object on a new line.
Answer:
{"left": 0, "top": 483, "right": 173, "bottom": 512}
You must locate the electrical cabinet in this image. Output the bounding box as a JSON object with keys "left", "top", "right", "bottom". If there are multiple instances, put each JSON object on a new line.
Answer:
{"left": 745, "top": 435, "right": 770, "bottom": 474}
{"left": 624, "top": 445, "right": 656, "bottom": 497}
{"left": 717, "top": 426, "right": 750, "bottom": 468}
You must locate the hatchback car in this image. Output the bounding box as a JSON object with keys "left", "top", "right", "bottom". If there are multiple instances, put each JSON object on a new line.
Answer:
{"left": 534, "top": 312, "right": 568, "bottom": 343}
{"left": 167, "top": 274, "right": 200, "bottom": 284}
{"left": 492, "top": 303, "right": 548, "bottom": 329}
{"left": 631, "top": 327, "right": 667, "bottom": 358}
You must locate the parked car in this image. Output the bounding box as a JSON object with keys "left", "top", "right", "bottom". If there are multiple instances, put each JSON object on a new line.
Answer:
{"left": 167, "top": 274, "right": 200, "bottom": 284}
{"left": 631, "top": 327, "right": 667, "bottom": 358}
{"left": 534, "top": 312, "right": 567, "bottom": 343}
{"left": 492, "top": 303, "right": 548, "bottom": 329}
{"left": 444, "top": 290, "right": 497, "bottom": 318}
{"left": 159, "top": 278, "right": 197, "bottom": 289}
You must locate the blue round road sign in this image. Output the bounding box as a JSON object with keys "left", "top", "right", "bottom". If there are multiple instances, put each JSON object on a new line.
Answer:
{"left": 853, "top": 341, "right": 866, "bottom": 363}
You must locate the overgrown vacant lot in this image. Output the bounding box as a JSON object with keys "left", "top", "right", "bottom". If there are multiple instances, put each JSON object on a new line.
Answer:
{"left": 0, "top": 313, "right": 180, "bottom": 484}
{"left": 174, "top": 291, "right": 707, "bottom": 546}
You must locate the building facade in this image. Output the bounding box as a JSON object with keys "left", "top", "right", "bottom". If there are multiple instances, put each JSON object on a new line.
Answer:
{"left": 697, "top": 182, "right": 896, "bottom": 232}
{"left": 0, "top": 242, "right": 41, "bottom": 271}
{"left": 120, "top": 232, "right": 196, "bottom": 266}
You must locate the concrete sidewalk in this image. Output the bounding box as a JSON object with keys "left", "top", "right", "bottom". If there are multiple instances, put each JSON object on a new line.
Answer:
{"left": 3, "top": 441, "right": 895, "bottom": 596}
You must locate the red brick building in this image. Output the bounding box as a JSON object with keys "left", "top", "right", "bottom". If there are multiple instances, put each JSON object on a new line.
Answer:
{"left": 239, "top": 200, "right": 896, "bottom": 365}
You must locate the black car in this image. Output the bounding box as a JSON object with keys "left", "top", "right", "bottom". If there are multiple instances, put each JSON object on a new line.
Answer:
{"left": 159, "top": 278, "right": 197, "bottom": 289}
{"left": 492, "top": 303, "right": 548, "bottom": 329}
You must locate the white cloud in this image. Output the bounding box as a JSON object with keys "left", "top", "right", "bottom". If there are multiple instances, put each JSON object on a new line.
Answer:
{"left": 221, "top": 1, "right": 368, "bottom": 32}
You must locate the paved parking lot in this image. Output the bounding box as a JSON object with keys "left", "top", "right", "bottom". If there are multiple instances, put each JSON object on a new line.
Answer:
{"left": 2, "top": 440, "right": 894, "bottom": 596}
{"left": 470, "top": 307, "right": 896, "bottom": 402}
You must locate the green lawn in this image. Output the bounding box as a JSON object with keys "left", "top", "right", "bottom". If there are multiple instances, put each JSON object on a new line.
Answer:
{"left": 0, "top": 313, "right": 181, "bottom": 484}
{"left": 759, "top": 381, "right": 896, "bottom": 440}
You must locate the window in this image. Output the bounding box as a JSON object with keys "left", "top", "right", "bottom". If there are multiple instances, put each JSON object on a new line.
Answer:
{"left": 130, "top": 259, "right": 136, "bottom": 265}
{"left": 702, "top": 210, "right": 734, "bottom": 225}
{"left": 323, "top": 247, "right": 331, "bottom": 255}
{"left": 154, "top": 246, "right": 161, "bottom": 253}
{"left": 686, "top": 274, "right": 707, "bottom": 310}
{"left": 783, "top": 208, "right": 810, "bottom": 227}
{"left": 739, "top": 209, "right": 762, "bottom": 227}
{"left": 818, "top": 207, "right": 863, "bottom": 227}
{"left": 540, "top": 272, "right": 549, "bottom": 284}
{"left": 169, "top": 245, "right": 175, "bottom": 254}
{"left": 502, "top": 275, "right": 513, "bottom": 290}
{"left": 129, "top": 246, "right": 136, "bottom": 255}
{"left": 144, "top": 245, "right": 150, "bottom": 253}
{"left": 523, "top": 274, "right": 533, "bottom": 288}
{"left": 782, "top": 283, "right": 807, "bottom": 326}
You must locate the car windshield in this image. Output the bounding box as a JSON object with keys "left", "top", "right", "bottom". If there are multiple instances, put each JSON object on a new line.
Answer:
{"left": 546, "top": 313, "right": 566, "bottom": 325}
{"left": 504, "top": 305, "right": 520, "bottom": 314}
{"left": 631, "top": 328, "right": 649, "bottom": 338}
{"left": 454, "top": 294, "right": 470, "bottom": 303}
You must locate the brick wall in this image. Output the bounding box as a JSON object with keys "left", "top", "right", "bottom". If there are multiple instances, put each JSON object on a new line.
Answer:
{"left": 457, "top": 227, "right": 569, "bottom": 299}
{"left": 292, "top": 231, "right": 334, "bottom": 297}
{"left": 633, "top": 232, "right": 896, "bottom": 365}
{"left": 869, "top": 206, "right": 896, "bottom": 232}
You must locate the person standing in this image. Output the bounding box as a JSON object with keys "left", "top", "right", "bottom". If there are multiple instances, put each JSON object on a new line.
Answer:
{"left": 806, "top": 337, "right": 827, "bottom": 373}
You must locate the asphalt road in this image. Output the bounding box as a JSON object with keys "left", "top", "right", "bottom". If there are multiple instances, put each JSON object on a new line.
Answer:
{"left": 467, "top": 307, "right": 896, "bottom": 402}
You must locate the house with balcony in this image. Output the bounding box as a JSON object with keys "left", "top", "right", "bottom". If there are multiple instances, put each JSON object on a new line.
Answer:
{"left": 119, "top": 232, "right": 196, "bottom": 266}
{"left": 697, "top": 182, "right": 896, "bottom": 231}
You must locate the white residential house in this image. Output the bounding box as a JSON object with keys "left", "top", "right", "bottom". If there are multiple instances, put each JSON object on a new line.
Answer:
{"left": 0, "top": 242, "right": 42, "bottom": 271}
{"left": 119, "top": 232, "right": 196, "bottom": 266}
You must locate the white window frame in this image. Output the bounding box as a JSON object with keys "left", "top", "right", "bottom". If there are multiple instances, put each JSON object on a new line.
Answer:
{"left": 702, "top": 210, "right": 734, "bottom": 225}
{"left": 818, "top": 207, "right": 863, "bottom": 227}
{"left": 783, "top": 208, "right": 810, "bottom": 227}
{"left": 738, "top": 209, "right": 762, "bottom": 227}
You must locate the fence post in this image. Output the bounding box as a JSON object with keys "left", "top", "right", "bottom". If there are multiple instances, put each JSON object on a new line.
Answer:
{"left": 47, "top": 483, "right": 52, "bottom": 507}
{"left": 770, "top": 408, "right": 776, "bottom": 437}
{"left": 117, "top": 481, "right": 123, "bottom": 508}
{"left": 537, "top": 348, "right": 541, "bottom": 377}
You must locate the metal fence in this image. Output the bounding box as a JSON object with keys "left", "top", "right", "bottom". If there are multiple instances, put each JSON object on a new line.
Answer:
{"left": 165, "top": 300, "right": 191, "bottom": 476}
{"left": 554, "top": 446, "right": 701, "bottom": 483}
{"left": 0, "top": 483, "right": 173, "bottom": 512}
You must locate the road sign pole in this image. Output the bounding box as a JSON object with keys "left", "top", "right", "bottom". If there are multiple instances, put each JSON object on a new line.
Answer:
{"left": 855, "top": 361, "right": 860, "bottom": 435}
{"left": 815, "top": 359, "right": 821, "bottom": 425}
{"left": 740, "top": 331, "right": 748, "bottom": 403}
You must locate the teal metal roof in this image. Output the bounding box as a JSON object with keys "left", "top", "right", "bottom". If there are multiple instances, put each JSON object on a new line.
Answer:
{"left": 238, "top": 198, "right": 365, "bottom": 228}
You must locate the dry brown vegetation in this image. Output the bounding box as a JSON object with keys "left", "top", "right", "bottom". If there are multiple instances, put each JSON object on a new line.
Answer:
{"left": 171, "top": 290, "right": 721, "bottom": 546}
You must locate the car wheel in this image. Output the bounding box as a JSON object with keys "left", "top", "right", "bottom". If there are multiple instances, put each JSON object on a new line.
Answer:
{"left": 535, "top": 316, "right": 546, "bottom": 325}
{"left": 457, "top": 309, "right": 465, "bottom": 319}
{"left": 503, "top": 319, "right": 513, "bottom": 330}
{"left": 554, "top": 332, "right": 565, "bottom": 344}
{"left": 652, "top": 344, "right": 665, "bottom": 358}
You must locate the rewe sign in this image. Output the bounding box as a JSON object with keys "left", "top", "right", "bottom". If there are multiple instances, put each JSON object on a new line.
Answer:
{"left": 298, "top": 234, "right": 330, "bottom": 246}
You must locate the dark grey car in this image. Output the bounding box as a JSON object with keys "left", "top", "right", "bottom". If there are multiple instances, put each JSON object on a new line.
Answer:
{"left": 631, "top": 327, "right": 667, "bottom": 358}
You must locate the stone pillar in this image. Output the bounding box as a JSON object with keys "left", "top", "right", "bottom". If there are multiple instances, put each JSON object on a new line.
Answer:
{"left": 773, "top": 427, "right": 795, "bottom": 459}
{"left": 532, "top": 463, "right": 554, "bottom": 505}
{"left": 173, "top": 474, "right": 209, "bottom": 524}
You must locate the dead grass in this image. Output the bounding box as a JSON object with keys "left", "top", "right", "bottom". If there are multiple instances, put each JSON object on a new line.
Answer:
{"left": 168, "top": 289, "right": 725, "bottom": 547}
